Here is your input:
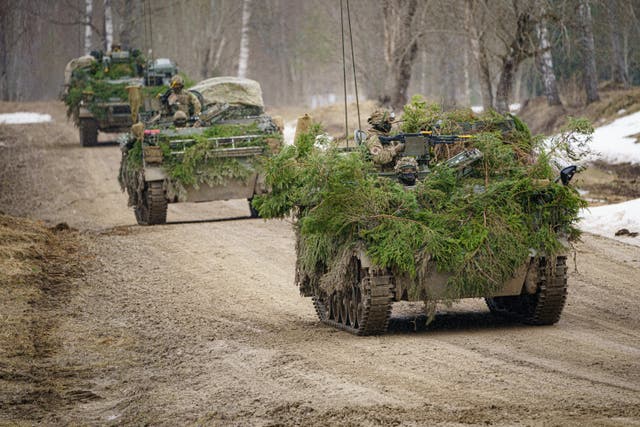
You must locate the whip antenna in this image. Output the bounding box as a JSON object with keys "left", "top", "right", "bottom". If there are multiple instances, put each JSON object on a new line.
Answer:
{"left": 340, "top": 0, "right": 349, "bottom": 146}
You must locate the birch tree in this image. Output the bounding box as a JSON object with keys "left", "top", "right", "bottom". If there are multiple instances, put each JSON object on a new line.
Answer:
{"left": 577, "top": 0, "right": 599, "bottom": 103}
{"left": 84, "top": 0, "right": 93, "bottom": 54}
{"left": 536, "top": 17, "right": 562, "bottom": 106}
{"left": 237, "top": 0, "right": 251, "bottom": 78}
{"left": 103, "top": 0, "right": 113, "bottom": 52}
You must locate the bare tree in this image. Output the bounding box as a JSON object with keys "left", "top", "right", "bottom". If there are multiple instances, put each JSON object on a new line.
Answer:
{"left": 576, "top": 0, "right": 600, "bottom": 103}
{"left": 201, "top": 0, "right": 232, "bottom": 78}
{"left": 84, "top": 0, "right": 93, "bottom": 54}
{"left": 237, "top": 0, "right": 252, "bottom": 78}
{"left": 466, "top": 0, "right": 493, "bottom": 110}
{"left": 606, "top": 0, "right": 629, "bottom": 88}
{"left": 536, "top": 16, "right": 562, "bottom": 106}
{"left": 494, "top": 4, "right": 538, "bottom": 114}
{"left": 382, "top": 0, "right": 422, "bottom": 109}
{"left": 117, "top": 0, "right": 138, "bottom": 49}
{"left": 104, "top": 0, "right": 113, "bottom": 52}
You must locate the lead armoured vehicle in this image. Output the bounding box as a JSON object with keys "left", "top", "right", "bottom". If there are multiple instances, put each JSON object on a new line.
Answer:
{"left": 253, "top": 101, "right": 587, "bottom": 335}
{"left": 63, "top": 49, "right": 178, "bottom": 146}
{"left": 119, "top": 77, "right": 282, "bottom": 225}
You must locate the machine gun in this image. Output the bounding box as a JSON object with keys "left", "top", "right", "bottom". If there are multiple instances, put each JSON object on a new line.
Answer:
{"left": 377, "top": 131, "right": 476, "bottom": 171}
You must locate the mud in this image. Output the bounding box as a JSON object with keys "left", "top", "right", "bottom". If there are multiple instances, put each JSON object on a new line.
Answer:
{"left": 1, "top": 101, "right": 640, "bottom": 425}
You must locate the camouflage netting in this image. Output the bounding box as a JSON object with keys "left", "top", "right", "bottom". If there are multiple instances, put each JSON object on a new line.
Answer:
{"left": 190, "top": 77, "right": 265, "bottom": 119}
{"left": 253, "top": 97, "right": 591, "bottom": 301}
{"left": 118, "top": 122, "right": 282, "bottom": 204}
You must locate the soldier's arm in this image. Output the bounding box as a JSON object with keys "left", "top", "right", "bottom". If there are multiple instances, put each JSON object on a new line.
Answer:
{"left": 190, "top": 93, "right": 202, "bottom": 115}
{"left": 366, "top": 136, "right": 394, "bottom": 165}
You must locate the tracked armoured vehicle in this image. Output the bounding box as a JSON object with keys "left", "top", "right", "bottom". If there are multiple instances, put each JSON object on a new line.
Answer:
{"left": 254, "top": 104, "right": 586, "bottom": 335}
{"left": 119, "top": 77, "right": 282, "bottom": 225}
{"left": 63, "top": 49, "right": 178, "bottom": 146}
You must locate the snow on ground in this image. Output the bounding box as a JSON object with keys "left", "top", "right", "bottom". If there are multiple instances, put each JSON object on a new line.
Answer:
{"left": 283, "top": 120, "right": 296, "bottom": 145}
{"left": 470, "top": 104, "right": 520, "bottom": 114}
{"left": 579, "top": 198, "right": 640, "bottom": 247}
{"left": 0, "top": 112, "right": 52, "bottom": 124}
{"left": 590, "top": 110, "right": 640, "bottom": 164}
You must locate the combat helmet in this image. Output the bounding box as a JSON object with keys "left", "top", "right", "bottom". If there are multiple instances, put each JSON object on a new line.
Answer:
{"left": 170, "top": 75, "right": 184, "bottom": 90}
{"left": 173, "top": 110, "right": 187, "bottom": 127}
{"left": 367, "top": 109, "right": 395, "bottom": 133}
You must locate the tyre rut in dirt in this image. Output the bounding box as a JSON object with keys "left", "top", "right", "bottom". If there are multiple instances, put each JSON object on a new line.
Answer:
{"left": 79, "top": 118, "right": 98, "bottom": 147}
{"left": 485, "top": 256, "right": 568, "bottom": 325}
{"left": 134, "top": 181, "right": 167, "bottom": 225}
{"left": 312, "top": 257, "right": 394, "bottom": 335}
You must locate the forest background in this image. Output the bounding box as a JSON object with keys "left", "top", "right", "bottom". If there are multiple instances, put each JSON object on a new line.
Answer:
{"left": 1, "top": 0, "right": 639, "bottom": 117}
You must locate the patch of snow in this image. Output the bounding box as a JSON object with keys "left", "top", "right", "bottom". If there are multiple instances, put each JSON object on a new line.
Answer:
{"left": 578, "top": 198, "right": 640, "bottom": 247}
{"left": 283, "top": 120, "right": 296, "bottom": 145}
{"left": 590, "top": 110, "right": 640, "bottom": 164}
{"left": 617, "top": 108, "right": 627, "bottom": 115}
{"left": 0, "top": 112, "right": 52, "bottom": 124}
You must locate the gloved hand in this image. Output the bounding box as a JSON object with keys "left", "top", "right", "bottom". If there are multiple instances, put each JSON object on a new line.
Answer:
{"left": 393, "top": 142, "right": 406, "bottom": 154}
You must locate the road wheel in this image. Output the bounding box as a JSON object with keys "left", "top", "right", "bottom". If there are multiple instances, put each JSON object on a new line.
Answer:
{"left": 134, "top": 181, "right": 167, "bottom": 225}
{"left": 312, "top": 255, "right": 394, "bottom": 335}
{"left": 79, "top": 118, "right": 98, "bottom": 147}
{"left": 486, "top": 256, "right": 568, "bottom": 325}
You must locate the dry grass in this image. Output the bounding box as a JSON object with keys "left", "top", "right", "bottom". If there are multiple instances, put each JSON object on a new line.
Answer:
{"left": 0, "top": 213, "right": 83, "bottom": 421}
{"left": 520, "top": 87, "right": 640, "bottom": 135}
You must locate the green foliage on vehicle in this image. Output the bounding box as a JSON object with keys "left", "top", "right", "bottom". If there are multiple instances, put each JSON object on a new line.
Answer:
{"left": 253, "top": 101, "right": 589, "bottom": 300}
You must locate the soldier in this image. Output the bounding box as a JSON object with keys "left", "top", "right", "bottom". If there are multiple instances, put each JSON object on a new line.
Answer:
{"left": 166, "top": 75, "right": 201, "bottom": 118}
{"left": 365, "top": 109, "right": 404, "bottom": 170}
{"left": 394, "top": 156, "right": 419, "bottom": 186}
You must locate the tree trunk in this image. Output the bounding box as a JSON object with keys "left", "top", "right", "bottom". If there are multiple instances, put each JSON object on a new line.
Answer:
{"left": 577, "top": 0, "right": 600, "bottom": 104}
{"left": 495, "top": 13, "right": 534, "bottom": 114}
{"left": 466, "top": 0, "right": 492, "bottom": 110}
{"left": 237, "top": 0, "right": 252, "bottom": 78}
{"left": 118, "top": 0, "right": 135, "bottom": 50}
{"left": 103, "top": 0, "right": 113, "bottom": 52}
{"left": 84, "top": 0, "right": 93, "bottom": 55}
{"left": 606, "top": 0, "right": 629, "bottom": 88}
{"left": 495, "top": 57, "right": 515, "bottom": 114}
{"left": 0, "top": 2, "right": 9, "bottom": 100}
{"left": 382, "top": 0, "right": 419, "bottom": 110}
{"left": 536, "top": 19, "right": 562, "bottom": 106}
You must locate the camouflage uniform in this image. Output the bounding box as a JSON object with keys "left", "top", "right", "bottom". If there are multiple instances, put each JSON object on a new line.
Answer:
{"left": 168, "top": 75, "right": 201, "bottom": 116}
{"left": 365, "top": 109, "right": 404, "bottom": 169}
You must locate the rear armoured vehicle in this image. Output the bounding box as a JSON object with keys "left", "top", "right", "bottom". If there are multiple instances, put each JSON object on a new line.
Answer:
{"left": 119, "top": 76, "right": 282, "bottom": 225}
{"left": 63, "top": 49, "right": 178, "bottom": 146}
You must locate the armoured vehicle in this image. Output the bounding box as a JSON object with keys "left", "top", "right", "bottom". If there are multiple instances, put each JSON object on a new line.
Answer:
{"left": 261, "top": 111, "right": 583, "bottom": 336}
{"left": 63, "top": 50, "right": 178, "bottom": 146}
{"left": 119, "top": 77, "right": 282, "bottom": 225}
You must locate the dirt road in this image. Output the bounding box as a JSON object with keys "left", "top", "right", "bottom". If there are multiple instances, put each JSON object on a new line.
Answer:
{"left": 2, "top": 102, "right": 640, "bottom": 426}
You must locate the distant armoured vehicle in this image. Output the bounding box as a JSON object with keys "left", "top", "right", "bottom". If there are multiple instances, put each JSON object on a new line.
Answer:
{"left": 254, "top": 106, "right": 585, "bottom": 335}
{"left": 119, "top": 76, "right": 282, "bottom": 225}
{"left": 63, "top": 49, "right": 178, "bottom": 146}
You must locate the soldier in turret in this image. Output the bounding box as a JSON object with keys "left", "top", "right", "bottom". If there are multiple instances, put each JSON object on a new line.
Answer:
{"left": 365, "top": 110, "right": 418, "bottom": 183}
{"left": 366, "top": 109, "right": 402, "bottom": 170}
{"left": 166, "top": 75, "right": 201, "bottom": 118}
